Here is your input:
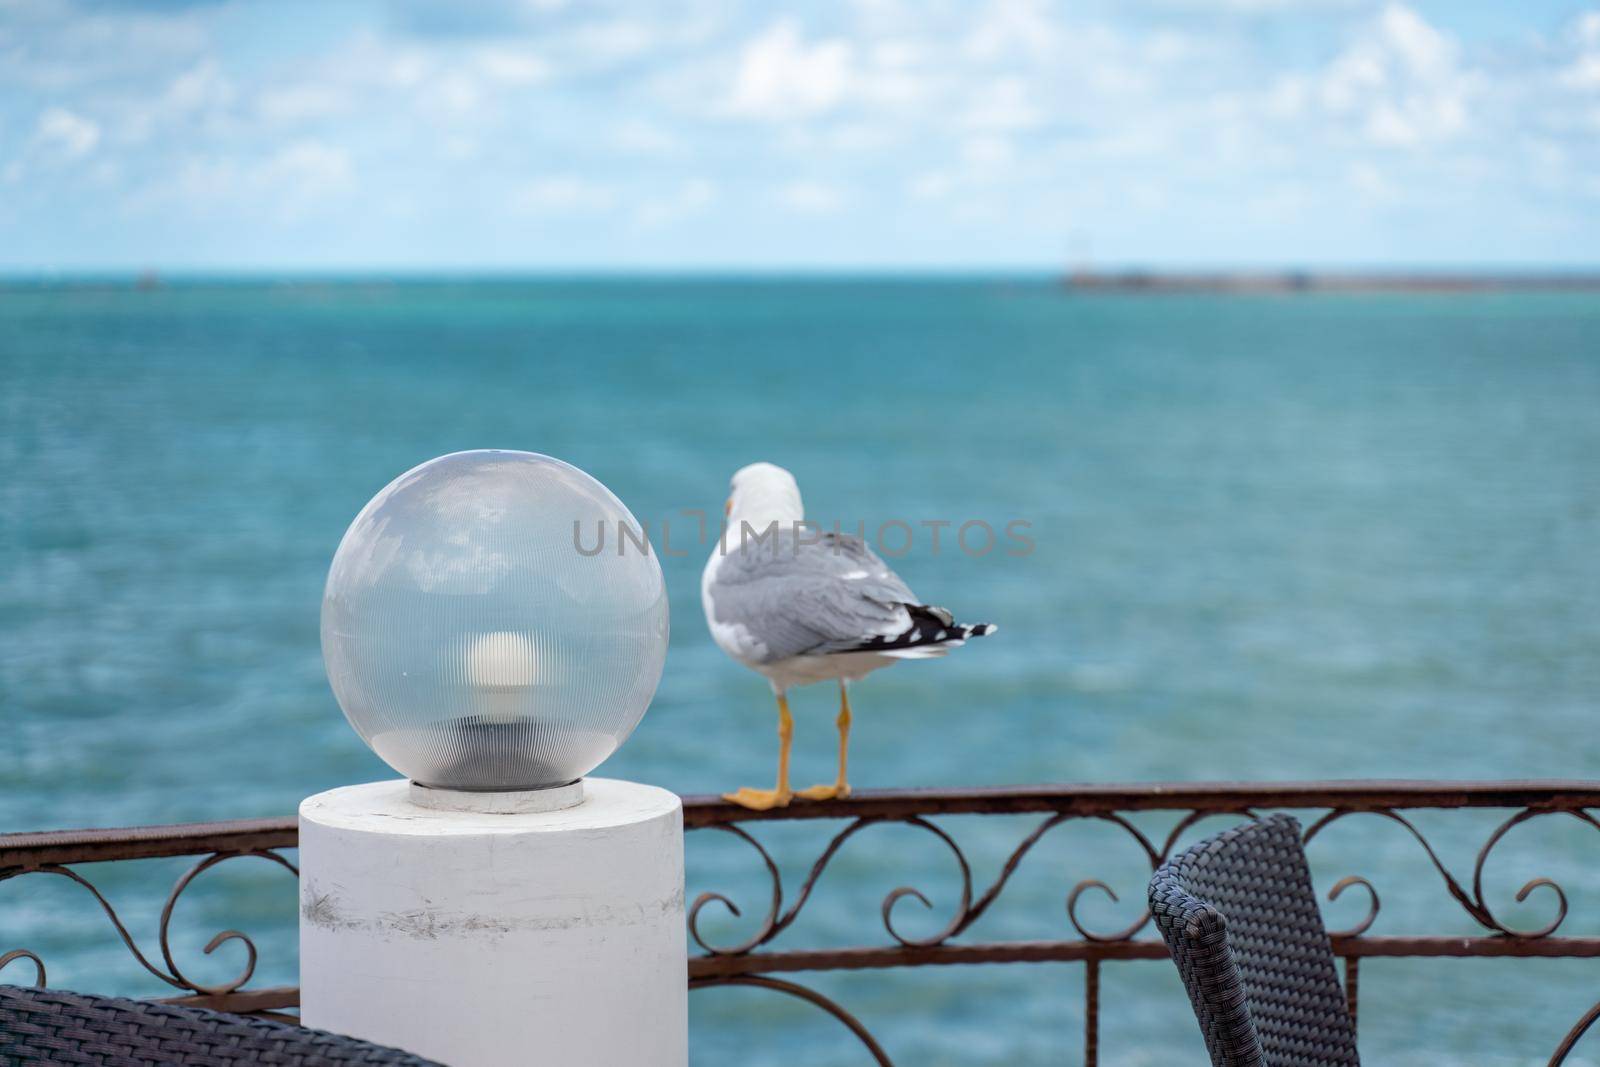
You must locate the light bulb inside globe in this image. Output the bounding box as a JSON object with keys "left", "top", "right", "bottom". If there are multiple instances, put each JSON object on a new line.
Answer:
{"left": 464, "top": 631, "right": 538, "bottom": 725}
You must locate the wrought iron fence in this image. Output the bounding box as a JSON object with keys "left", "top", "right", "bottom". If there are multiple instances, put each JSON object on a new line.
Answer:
{"left": 3, "top": 780, "right": 1600, "bottom": 1064}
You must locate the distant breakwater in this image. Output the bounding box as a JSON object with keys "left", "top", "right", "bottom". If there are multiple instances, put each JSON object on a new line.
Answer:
{"left": 1064, "top": 271, "right": 1600, "bottom": 293}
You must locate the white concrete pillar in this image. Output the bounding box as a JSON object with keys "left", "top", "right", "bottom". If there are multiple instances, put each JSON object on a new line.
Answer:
{"left": 299, "top": 778, "right": 686, "bottom": 1067}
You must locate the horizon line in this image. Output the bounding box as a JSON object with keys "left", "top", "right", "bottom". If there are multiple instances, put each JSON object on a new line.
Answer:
{"left": 5, "top": 264, "right": 1600, "bottom": 280}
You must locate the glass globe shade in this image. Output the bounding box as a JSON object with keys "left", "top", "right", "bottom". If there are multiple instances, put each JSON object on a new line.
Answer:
{"left": 321, "top": 450, "right": 669, "bottom": 791}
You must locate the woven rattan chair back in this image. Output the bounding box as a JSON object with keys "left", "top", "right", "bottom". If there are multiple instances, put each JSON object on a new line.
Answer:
{"left": 0, "top": 985, "right": 444, "bottom": 1066}
{"left": 1148, "top": 813, "right": 1360, "bottom": 1067}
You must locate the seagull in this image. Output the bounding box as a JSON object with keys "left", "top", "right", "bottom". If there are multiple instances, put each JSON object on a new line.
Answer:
{"left": 702, "top": 462, "right": 996, "bottom": 810}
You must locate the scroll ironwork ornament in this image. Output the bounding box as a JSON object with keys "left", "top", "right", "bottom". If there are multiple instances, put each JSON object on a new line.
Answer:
{"left": 1469, "top": 808, "right": 1599, "bottom": 939}
{"left": 1550, "top": 998, "right": 1600, "bottom": 1067}
{"left": 1325, "top": 876, "right": 1380, "bottom": 938}
{"left": 0, "top": 949, "right": 46, "bottom": 988}
{"left": 0, "top": 848, "right": 297, "bottom": 996}
{"left": 879, "top": 816, "right": 972, "bottom": 947}
{"left": 1303, "top": 806, "right": 1598, "bottom": 940}
{"left": 688, "top": 824, "right": 785, "bottom": 955}
{"left": 691, "top": 810, "right": 1179, "bottom": 956}
{"left": 690, "top": 816, "right": 979, "bottom": 955}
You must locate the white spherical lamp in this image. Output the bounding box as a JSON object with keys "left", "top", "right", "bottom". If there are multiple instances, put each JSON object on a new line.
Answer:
{"left": 320, "top": 450, "right": 668, "bottom": 807}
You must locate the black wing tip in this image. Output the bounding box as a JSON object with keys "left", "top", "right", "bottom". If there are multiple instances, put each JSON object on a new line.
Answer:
{"left": 834, "top": 615, "right": 998, "bottom": 655}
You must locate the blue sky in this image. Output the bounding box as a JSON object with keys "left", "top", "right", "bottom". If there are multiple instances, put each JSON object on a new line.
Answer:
{"left": 2, "top": 0, "right": 1598, "bottom": 271}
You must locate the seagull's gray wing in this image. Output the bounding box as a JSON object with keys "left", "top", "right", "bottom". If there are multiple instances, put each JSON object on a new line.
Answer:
{"left": 707, "top": 529, "right": 917, "bottom": 664}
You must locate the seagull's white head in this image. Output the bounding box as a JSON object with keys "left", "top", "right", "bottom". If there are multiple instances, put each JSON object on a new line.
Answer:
{"left": 726, "top": 462, "right": 803, "bottom": 528}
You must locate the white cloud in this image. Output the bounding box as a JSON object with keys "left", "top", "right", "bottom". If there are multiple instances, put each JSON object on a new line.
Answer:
{"left": 966, "top": 0, "right": 1061, "bottom": 62}
{"left": 1565, "top": 54, "right": 1600, "bottom": 91}
{"left": 165, "top": 60, "right": 234, "bottom": 113}
{"left": 567, "top": 19, "right": 658, "bottom": 64}
{"left": 0, "top": 6, "right": 212, "bottom": 95}
{"left": 909, "top": 171, "right": 955, "bottom": 201}
{"left": 1314, "top": 5, "right": 1470, "bottom": 147}
{"left": 425, "top": 72, "right": 484, "bottom": 116}
{"left": 962, "top": 76, "right": 1041, "bottom": 131}
{"left": 1319, "top": 50, "right": 1384, "bottom": 112}
{"left": 1378, "top": 5, "right": 1450, "bottom": 75}
{"left": 613, "top": 119, "right": 681, "bottom": 156}
{"left": 268, "top": 141, "right": 352, "bottom": 195}
{"left": 1243, "top": 183, "right": 1309, "bottom": 222}
{"left": 167, "top": 155, "right": 242, "bottom": 205}
{"left": 777, "top": 122, "right": 897, "bottom": 155}
{"left": 1563, "top": 12, "right": 1600, "bottom": 90}
{"left": 1347, "top": 161, "right": 1395, "bottom": 201}
{"left": 512, "top": 176, "right": 614, "bottom": 214}
{"left": 775, "top": 180, "right": 847, "bottom": 214}
{"left": 34, "top": 107, "right": 100, "bottom": 158}
{"left": 257, "top": 83, "right": 349, "bottom": 124}
{"left": 113, "top": 59, "right": 238, "bottom": 146}
{"left": 476, "top": 46, "right": 548, "bottom": 86}
{"left": 1578, "top": 11, "right": 1600, "bottom": 48}
{"left": 726, "top": 20, "right": 852, "bottom": 121}
{"left": 118, "top": 139, "right": 352, "bottom": 221}
{"left": 635, "top": 178, "right": 716, "bottom": 227}
{"left": 962, "top": 135, "right": 1014, "bottom": 167}
{"left": 1264, "top": 75, "right": 1311, "bottom": 119}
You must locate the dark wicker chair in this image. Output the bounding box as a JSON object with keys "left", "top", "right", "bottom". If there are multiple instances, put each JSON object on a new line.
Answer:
{"left": 0, "top": 984, "right": 444, "bottom": 1066}
{"left": 1148, "top": 813, "right": 1360, "bottom": 1067}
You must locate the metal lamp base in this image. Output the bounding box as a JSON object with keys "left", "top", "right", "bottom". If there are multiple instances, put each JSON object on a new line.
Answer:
{"left": 408, "top": 779, "right": 585, "bottom": 814}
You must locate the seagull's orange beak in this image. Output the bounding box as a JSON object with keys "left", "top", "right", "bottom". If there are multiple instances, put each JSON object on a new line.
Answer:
{"left": 724, "top": 498, "right": 733, "bottom": 516}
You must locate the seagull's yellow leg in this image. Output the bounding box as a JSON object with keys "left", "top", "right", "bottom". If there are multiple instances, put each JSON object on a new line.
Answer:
{"left": 798, "top": 680, "right": 853, "bottom": 801}
{"left": 723, "top": 690, "right": 794, "bottom": 810}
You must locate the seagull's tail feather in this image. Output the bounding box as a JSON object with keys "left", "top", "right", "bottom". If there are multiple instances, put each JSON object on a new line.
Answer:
{"left": 833, "top": 605, "right": 998, "bottom": 658}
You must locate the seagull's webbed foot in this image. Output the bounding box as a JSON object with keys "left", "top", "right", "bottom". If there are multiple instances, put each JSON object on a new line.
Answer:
{"left": 796, "top": 680, "right": 854, "bottom": 802}
{"left": 722, "top": 786, "right": 793, "bottom": 811}
{"left": 796, "top": 782, "right": 851, "bottom": 801}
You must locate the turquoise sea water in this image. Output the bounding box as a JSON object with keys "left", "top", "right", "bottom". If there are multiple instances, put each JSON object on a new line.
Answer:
{"left": 3, "top": 279, "right": 1600, "bottom": 1064}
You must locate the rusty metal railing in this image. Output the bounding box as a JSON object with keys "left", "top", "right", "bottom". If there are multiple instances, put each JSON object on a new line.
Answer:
{"left": 4, "top": 780, "right": 1600, "bottom": 1063}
